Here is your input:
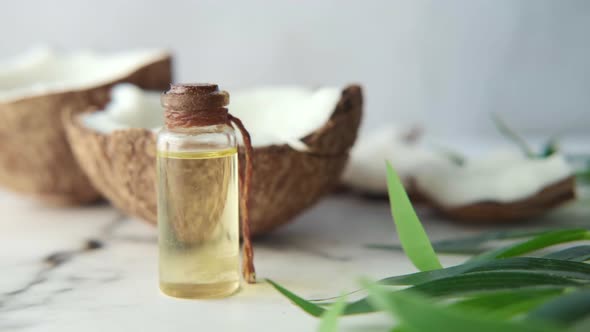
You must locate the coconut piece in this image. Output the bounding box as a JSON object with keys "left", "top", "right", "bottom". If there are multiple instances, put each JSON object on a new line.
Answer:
{"left": 341, "top": 126, "right": 453, "bottom": 197}
{"left": 0, "top": 47, "right": 172, "bottom": 204}
{"left": 435, "top": 176, "right": 576, "bottom": 222}
{"left": 63, "top": 84, "right": 362, "bottom": 234}
{"left": 415, "top": 151, "right": 576, "bottom": 222}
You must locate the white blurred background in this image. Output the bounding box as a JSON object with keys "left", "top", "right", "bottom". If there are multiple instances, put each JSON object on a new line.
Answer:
{"left": 1, "top": 0, "right": 589, "bottom": 145}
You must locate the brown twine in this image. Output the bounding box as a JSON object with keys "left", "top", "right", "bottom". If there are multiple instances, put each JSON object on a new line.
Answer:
{"left": 164, "top": 105, "right": 256, "bottom": 284}
{"left": 165, "top": 108, "right": 229, "bottom": 128}
{"left": 227, "top": 114, "right": 256, "bottom": 284}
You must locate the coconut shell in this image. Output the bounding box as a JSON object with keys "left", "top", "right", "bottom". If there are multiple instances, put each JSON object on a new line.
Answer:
{"left": 430, "top": 176, "right": 576, "bottom": 223}
{"left": 63, "top": 85, "right": 362, "bottom": 235}
{"left": 302, "top": 85, "right": 362, "bottom": 155}
{"left": 0, "top": 55, "right": 172, "bottom": 204}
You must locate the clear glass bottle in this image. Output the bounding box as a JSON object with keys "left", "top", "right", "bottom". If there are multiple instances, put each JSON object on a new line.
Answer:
{"left": 157, "top": 84, "right": 240, "bottom": 299}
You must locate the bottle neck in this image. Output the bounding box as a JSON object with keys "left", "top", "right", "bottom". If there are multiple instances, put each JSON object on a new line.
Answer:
{"left": 163, "top": 107, "right": 229, "bottom": 129}
{"left": 160, "top": 83, "right": 230, "bottom": 129}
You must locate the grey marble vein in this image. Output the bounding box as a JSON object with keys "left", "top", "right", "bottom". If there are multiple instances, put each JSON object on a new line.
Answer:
{"left": 0, "top": 214, "right": 127, "bottom": 312}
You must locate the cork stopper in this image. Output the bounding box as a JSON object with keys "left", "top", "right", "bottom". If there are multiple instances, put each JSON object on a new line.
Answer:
{"left": 161, "top": 83, "right": 230, "bottom": 111}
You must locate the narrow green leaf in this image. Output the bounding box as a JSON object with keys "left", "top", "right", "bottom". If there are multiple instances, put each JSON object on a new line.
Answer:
{"left": 577, "top": 167, "right": 590, "bottom": 185}
{"left": 574, "top": 160, "right": 590, "bottom": 187}
{"left": 572, "top": 316, "right": 590, "bottom": 332}
{"left": 540, "top": 138, "right": 559, "bottom": 157}
{"left": 366, "top": 243, "right": 487, "bottom": 255}
{"left": 433, "top": 229, "right": 556, "bottom": 252}
{"left": 341, "top": 297, "right": 375, "bottom": 315}
{"left": 385, "top": 161, "right": 442, "bottom": 271}
{"left": 465, "top": 257, "right": 590, "bottom": 280}
{"left": 451, "top": 288, "right": 564, "bottom": 318}
{"left": 492, "top": 113, "right": 535, "bottom": 158}
{"left": 266, "top": 280, "right": 375, "bottom": 316}
{"left": 408, "top": 271, "right": 580, "bottom": 297}
{"left": 367, "top": 228, "right": 578, "bottom": 255}
{"left": 267, "top": 279, "right": 377, "bottom": 316}
{"left": 474, "top": 295, "right": 558, "bottom": 319}
{"left": 377, "top": 262, "right": 473, "bottom": 286}
{"left": 379, "top": 257, "right": 590, "bottom": 287}
{"left": 527, "top": 289, "right": 590, "bottom": 325}
{"left": 318, "top": 295, "right": 347, "bottom": 332}
{"left": 362, "top": 280, "right": 560, "bottom": 332}
{"left": 390, "top": 328, "right": 406, "bottom": 332}
{"left": 266, "top": 279, "right": 325, "bottom": 317}
{"left": 470, "top": 229, "right": 590, "bottom": 262}
{"left": 543, "top": 245, "right": 590, "bottom": 262}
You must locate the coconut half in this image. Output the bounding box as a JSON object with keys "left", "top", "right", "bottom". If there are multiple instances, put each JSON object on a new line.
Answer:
{"left": 415, "top": 150, "right": 576, "bottom": 222}
{"left": 342, "top": 126, "right": 575, "bottom": 222}
{"left": 0, "top": 47, "right": 172, "bottom": 204}
{"left": 63, "top": 84, "right": 362, "bottom": 234}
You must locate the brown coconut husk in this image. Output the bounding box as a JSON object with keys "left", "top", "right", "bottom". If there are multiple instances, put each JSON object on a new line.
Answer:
{"left": 63, "top": 85, "right": 362, "bottom": 235}
{"left": 430, "top": 176, "right": 576, "bottom": 223}
{"left": 0, "top": 54, "right": 172, "bottom": 204}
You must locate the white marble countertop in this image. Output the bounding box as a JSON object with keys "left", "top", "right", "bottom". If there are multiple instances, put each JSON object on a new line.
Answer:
{"left": 1, "top": 188, "right": 589, "bottom": 332}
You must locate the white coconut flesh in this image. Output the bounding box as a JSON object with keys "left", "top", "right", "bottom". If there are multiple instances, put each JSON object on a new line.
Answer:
{"left": 342, "top": 126, "right": 454, "bottom": 194}
{"left": 0, "top": 46, "right": 169, "bottom": 102}
{"left": 415, "top": 150, "right": 573, "bottom": 207}
{"left": 343, "top": 126, "right": 573, "bottom": 206}
{"left": 83, "top": 84, "right": 342, "bottom": 150}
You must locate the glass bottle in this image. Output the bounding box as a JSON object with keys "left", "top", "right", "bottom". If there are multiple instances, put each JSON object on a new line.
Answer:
{"left": 157, "top": 83, "right": 240, "bottom": 298}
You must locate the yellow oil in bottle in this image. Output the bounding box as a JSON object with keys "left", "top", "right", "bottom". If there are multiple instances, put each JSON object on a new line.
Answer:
{"left": 157, "top": 148, "right": 240, "bottom": 298}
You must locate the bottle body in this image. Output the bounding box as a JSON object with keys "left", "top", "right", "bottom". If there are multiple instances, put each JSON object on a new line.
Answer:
{"left": 157, "top": 124, "right": 240, "bottom": 298}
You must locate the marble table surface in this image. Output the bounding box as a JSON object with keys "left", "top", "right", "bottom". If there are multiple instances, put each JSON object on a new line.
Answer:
{"left": 1, "top": 188, "right": 589, "bottom": 332}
